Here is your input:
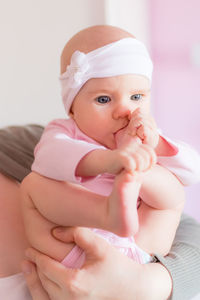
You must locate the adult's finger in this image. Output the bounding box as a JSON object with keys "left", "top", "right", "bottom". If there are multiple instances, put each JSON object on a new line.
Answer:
{"left": 25, "top": 248, "right": 74, "bottom": 286}
{"left": 37, "top": 268, "right": 62, "bottom": 300}
{"left": 21, "top": 260, "right": 50, "bottom": 300}
{"left": 53, "top": 226, "right": 109, "bottom": 259}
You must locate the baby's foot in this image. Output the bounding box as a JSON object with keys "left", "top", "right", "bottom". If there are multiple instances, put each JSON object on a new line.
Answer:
{"left": 115, "top": 123, "right": 141, "bottom": 150}
{"left": 107, "top": 170, "right": 142, "bottom": 237}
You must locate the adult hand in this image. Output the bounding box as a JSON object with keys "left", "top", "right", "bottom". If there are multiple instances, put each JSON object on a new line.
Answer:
{"left": 23, "top": 227, "right": 172, "bottom": 300}
{"left": 21, "top": 260, "right": 50, "bottom": 300}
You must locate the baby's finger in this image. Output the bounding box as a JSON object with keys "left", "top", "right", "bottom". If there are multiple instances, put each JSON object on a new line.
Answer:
{"left": 25, "top": 248, "right": 71, "bottom": 286}
{"left": 135, "top": 117, "right": 156, "bottom": 131}
{"left": 130, "top": 109, "right": 149, "bottom": 123}
{"left": 141, "top": 144, "right": 157, "bottom": 167}
{"left": 131, "top": 110, "right": 157, "bottom": 129}
{"left": 132, "top": 150, "right": 150, "bottom": 171}
{"left": 137, "top": 126, "right": 147, "bottom": 143}
{"left": 130, "top": 107, "right": 141, "bottom": 119}
{"left": 127, "top": 117, "right": 143, "bottom": 137}
{"left": 121, "top": 153, "right": 137, "bottom": 174}
{"left": 38, "top": 268, "right": 61, "bottom": 299}
{"left": 136, "top": 125, "right": 147, "bottom": 142}
{"left": 145, "top": 131, "right": 159, "bottom": 148}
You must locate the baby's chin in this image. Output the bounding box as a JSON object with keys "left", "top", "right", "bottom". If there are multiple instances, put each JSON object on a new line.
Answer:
{"left": 101, "top": 136, "right": 117, "bottom": 150}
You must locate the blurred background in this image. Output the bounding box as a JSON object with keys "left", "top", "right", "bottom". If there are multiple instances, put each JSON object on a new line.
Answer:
{"left": 0, "top": 0, "right": 200, "bottom": 221}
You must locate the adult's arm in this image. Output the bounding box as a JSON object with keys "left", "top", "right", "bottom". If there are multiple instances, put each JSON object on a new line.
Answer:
{"left": 154, "top": 214, "right": 200, "bottom": 300}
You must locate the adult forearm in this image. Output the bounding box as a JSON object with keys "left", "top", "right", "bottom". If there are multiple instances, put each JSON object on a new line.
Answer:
{"left": 154, "top": 214, "right": 200, "bottom": 300}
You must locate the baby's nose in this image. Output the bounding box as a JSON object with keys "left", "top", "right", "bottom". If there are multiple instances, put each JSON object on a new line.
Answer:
{"left": 112, "top": 105, "right": 132, "bottom": 120}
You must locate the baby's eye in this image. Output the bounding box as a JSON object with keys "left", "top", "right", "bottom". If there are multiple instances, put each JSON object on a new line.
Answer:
{"left": 95, "top": 96, "right": 111, "bottom": 104}
{"left": 130, "top": 94, "right": 143, "bottom": 101}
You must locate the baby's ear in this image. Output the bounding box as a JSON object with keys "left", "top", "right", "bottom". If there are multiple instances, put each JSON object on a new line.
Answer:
{"left": 69, "top": 107, "right": 74, "bottom": 119}
{"left": 69, "top": 112, "right": 74, "bottom": 118}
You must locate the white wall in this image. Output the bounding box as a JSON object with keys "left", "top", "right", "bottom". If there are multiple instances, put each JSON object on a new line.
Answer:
{"left": 105, "top": 0, "right": 150, "bottom": 45}
{"left": 0, "top": 0, "right": 148, "bottom": 127}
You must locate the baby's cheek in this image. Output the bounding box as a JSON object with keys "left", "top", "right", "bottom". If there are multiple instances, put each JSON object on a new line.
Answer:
{"left": 141, "top": 101, "right": 151, "bottom": 114}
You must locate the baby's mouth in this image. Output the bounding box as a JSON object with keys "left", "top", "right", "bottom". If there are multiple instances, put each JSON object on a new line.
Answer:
{"left": 114, "top": 124, "right": 128, "bottom": 136}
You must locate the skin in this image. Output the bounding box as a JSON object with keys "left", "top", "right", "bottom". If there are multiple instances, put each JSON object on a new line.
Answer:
{"left": 60, "top": 25, "right": 134, "bottom": 74}
{"left": 0, "top": 173, "right": 29, "bottom": 277}
{"left": 70, "top": 74, "right": 151, "bottom": 150}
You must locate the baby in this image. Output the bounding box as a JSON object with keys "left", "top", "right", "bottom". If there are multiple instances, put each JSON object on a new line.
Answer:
{"left": 21, "top": 25, "right": 200, "bottom": 267}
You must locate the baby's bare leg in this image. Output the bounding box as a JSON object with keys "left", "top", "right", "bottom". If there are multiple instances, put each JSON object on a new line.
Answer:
{"left": 135, "top": 201, "right": 184, "bottom": 256}
{"left": 20, "top": 171, "right": 141, "bottom": 263}
{"left": 21, "top": 171, "right": 142, "bottom": 240}
{"left": 21, "top": 189, "right": 74, "bottom": 263}
{"left": 135, "top": 164, "right": 185, "bottom": 255}
{"left": 107, "top": 171, "right": 142, "bottom": 237}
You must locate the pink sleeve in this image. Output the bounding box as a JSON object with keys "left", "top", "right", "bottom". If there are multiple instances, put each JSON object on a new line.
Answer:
{"left": 158, "top": 133, "right": 200, "bottom": 186}
{"left": 31, "top": 119, "right": 105, "bottom": 182}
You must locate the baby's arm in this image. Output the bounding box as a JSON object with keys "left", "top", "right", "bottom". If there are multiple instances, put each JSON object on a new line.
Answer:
{"left": 76, "top": 136, "right": 156, "bottom": 177}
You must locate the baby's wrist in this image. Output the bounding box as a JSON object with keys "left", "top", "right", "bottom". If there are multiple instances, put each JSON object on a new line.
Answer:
{"left": 105, "top": 149, "right": 123, "bottom": 174}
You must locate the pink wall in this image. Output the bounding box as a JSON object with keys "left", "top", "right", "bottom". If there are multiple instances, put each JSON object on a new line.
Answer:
{"left": 149, "top": 0, "right": 200, "bottom": 221}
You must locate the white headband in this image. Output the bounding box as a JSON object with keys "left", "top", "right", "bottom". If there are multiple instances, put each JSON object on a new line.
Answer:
{"left": 59, "top": 38, "right": 153, "bottom": 115}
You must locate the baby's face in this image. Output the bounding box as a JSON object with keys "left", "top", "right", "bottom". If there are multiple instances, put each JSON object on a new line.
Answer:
{"left": 70, "top": 74, "right": 151, "bottom": 149}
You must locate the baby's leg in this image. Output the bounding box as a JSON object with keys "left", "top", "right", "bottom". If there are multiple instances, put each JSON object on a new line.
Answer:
{"left": 21, "top": 170, "right": 142, "bottom": 240}
{"left": 107, "top": 171, "right": 142, "bottom": 237}
{"left": 135, "top": 200, "right": 184, "bottom": 256}
{"left": 135, "top": 164, "right": 185, "bottom": 255}
{"left": 21, "top": 172, "right": 142, "bottom": 267}
{"left": 21, "top": 189, "right": 75, "bottom": 264}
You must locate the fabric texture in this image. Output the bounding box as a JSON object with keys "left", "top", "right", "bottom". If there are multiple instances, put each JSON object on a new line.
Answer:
{"left": 155, "top": 214, "right": 200, "bottom": 300}
{"left": 0, "top": 273, "right": 32, "bottom": 300}
{"left": 0, "top": 124, "right": 44, "bottom": 182}
{"left": 62, "top": 229, "right": 152, "bottom": 268}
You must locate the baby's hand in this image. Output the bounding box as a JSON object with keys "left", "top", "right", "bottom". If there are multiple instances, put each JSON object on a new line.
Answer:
{"left": 110, "top": 139, "right": 157, "bottom": 175}
{"left": 113, "top": 113, "right": 157, "bottom": 175}
{"left": 128, "top": 108, "right": 159, "bottom": 149}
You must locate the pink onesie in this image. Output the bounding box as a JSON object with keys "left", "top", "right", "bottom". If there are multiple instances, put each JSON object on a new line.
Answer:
{"left": 32, "top": 118, "right": 200, "bottom": 267}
